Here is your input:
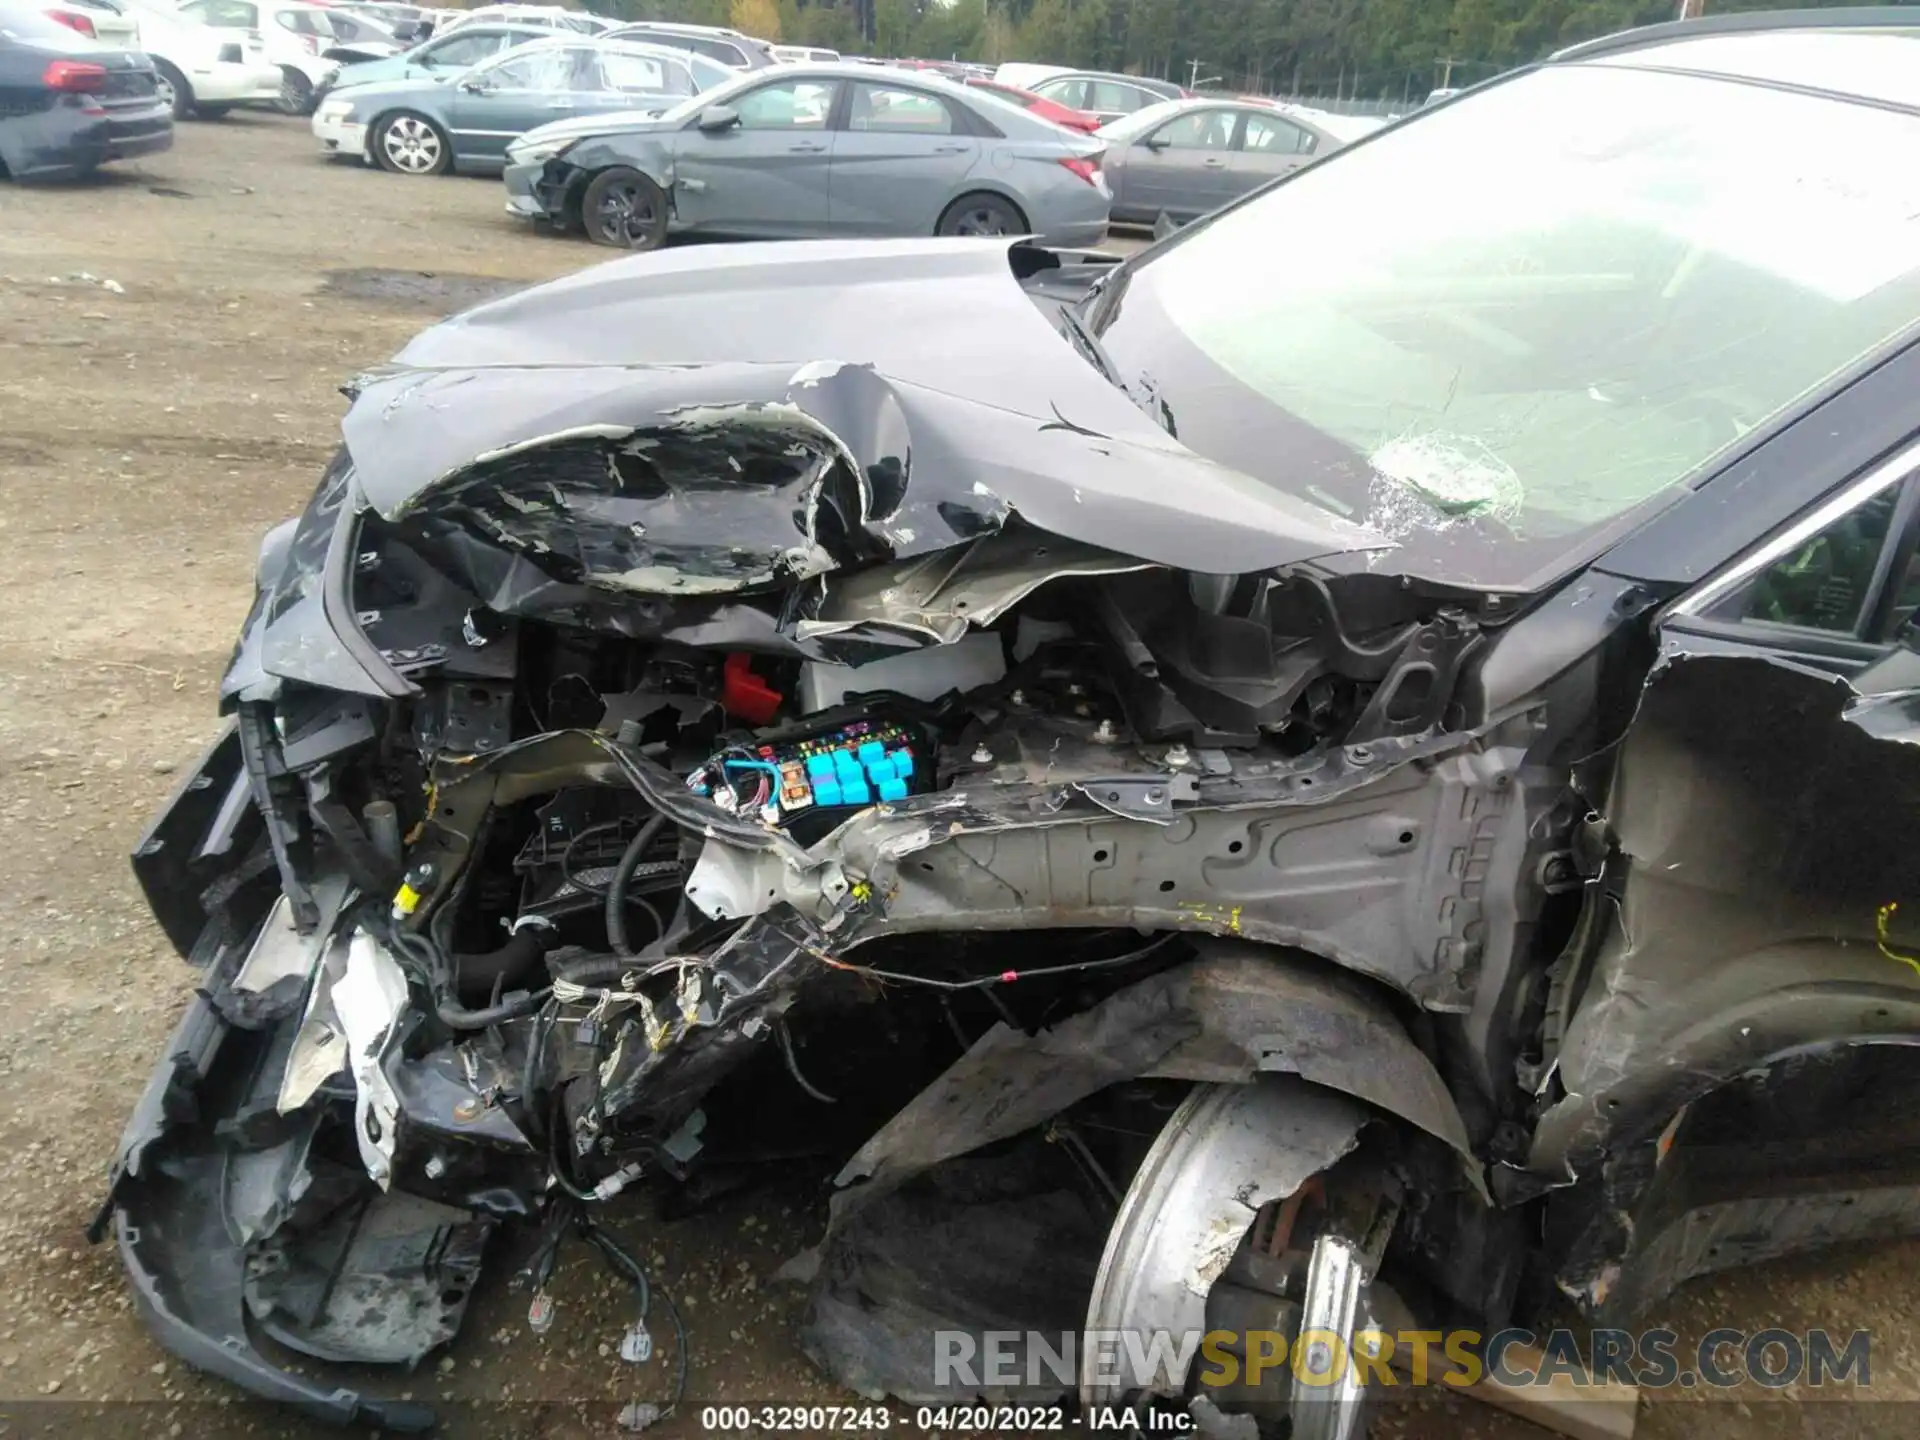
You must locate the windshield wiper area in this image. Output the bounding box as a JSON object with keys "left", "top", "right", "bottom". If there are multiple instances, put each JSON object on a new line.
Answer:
{"left": 1056, "top": 303, "right": 1178, "bottom": 440}
{"left": 1055, "top": 302, "right": 1119, "bottom": 384}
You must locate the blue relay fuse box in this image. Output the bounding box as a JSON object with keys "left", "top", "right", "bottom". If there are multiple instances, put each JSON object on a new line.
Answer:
{"left": 701, "top": 718, "right": 927, "bottom": 829}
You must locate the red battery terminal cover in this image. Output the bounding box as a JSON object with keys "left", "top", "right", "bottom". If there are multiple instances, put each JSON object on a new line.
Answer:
{"left": 722, "top": 653, "right": 783, "bottom": 726}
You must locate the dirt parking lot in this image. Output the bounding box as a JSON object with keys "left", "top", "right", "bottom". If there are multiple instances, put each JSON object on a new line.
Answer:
{"left": 1, "top": 110, "right": 1916, "bottom": 1440}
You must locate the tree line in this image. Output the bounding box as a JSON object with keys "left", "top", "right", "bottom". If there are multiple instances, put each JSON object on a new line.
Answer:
{"left": 615, "top": 0, "right": 1901, "bottom": 101}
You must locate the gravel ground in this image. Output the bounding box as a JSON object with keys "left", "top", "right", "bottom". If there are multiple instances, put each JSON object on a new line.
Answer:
{"left": 0, "top": 111, "right": 1914, "bottom": 1440}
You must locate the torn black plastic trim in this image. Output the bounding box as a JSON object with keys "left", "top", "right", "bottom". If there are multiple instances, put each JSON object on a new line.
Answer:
{"left": 829, "top": 943, "right": 1483, "bottom": 1215}
{"left": 114, "top": 1209, "right": 434, "bottom": 1433}
{"left": 131, "top": 720, "right": 260, "bottom": 958}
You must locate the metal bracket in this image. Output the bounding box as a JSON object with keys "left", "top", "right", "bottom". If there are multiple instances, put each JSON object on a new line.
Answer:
{"left": 1073, "top": 772, "right": 1198, "bottom": 824}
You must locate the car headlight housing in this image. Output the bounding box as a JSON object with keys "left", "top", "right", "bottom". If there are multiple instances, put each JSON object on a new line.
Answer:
{"left": 507, "top": 137, "right": 572, "bottom": 167}
{"left": 317, "top": 99, "right": 354, "bottom": 121}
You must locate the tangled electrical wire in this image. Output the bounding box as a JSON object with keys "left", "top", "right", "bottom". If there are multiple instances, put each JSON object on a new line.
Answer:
{"left": 816, "top": 932, "right": 1179, "bottom": 992}
{"left": 521, "top": 1194, "right": 690, "bottom": 1433}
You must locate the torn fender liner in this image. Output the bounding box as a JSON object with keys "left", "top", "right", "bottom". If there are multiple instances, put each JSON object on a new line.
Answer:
{"left": 831, "top": 942, "right": 1479, "bottom": 1217}
{"left": 800, "top": 1079, "right": 1369, "bottom": 1407}
{"left": 803, "top": 1146, "right": 1114, "bottom": 1405}
{"left": 796, "top": 950, "right": 1475, "bottom": 1404}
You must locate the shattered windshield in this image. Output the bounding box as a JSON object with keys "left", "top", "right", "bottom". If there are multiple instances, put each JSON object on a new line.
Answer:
{"left": 1093, "top": 59, "right": 1920, "bottom": 589}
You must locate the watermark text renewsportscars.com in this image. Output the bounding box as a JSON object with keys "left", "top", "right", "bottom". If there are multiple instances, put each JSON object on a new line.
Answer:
{"left": 934, "top": 1327, "right": 1873, "bottom": 1393}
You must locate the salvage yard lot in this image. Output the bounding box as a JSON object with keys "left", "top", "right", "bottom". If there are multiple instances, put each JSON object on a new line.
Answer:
{"left": 0, "top": 110, "right": 1914, "bottom": 1440}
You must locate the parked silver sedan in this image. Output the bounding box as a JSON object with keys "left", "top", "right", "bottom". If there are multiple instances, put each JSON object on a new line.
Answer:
{"left": 1100, "top": 97, "right": 1380, "bottom": 227}
{"left": 502, "top": 62, "right": 1111, "bottom": 250}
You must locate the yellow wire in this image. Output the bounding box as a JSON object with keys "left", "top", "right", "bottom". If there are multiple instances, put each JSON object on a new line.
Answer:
{"left": 1877, "top": 902, "right": 1920, "bottom": 978}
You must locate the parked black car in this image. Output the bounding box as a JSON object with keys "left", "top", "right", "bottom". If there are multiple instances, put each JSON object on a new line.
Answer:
{"left": 95, "top": 8, "right": 1920, "bottom": 1436}
{"left": 0, "top": 1, "right": 169, "bottom": 180}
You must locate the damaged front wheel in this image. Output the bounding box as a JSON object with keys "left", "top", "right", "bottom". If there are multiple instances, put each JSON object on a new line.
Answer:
{"left": 1083, "top": 1078, "right": 1390, "bottom": 1439}
{"left": 581, "top": 167, "right": 668, "bottom": 252}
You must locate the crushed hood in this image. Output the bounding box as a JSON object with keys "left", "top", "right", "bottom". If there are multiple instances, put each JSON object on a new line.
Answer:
{"left": 341, "top": 239, "right": 1388, "bottom": 588}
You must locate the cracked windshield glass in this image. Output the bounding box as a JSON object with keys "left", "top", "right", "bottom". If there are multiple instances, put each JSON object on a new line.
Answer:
{"left": 1093, "top": 52, "right": 1920, "bottom": 588}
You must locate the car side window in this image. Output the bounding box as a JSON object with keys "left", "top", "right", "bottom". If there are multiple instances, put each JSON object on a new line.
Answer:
{"left": 1242, "top": 113, "right": 1316, "bottom": 155}
{"left": 1089, "top": 80, "right": 1145, "bottom": 113}
{"left": 688, "top": 54, "right": 732, "bottom": 91}
{"left": 679, "top": 35, "right": 744, "bottom": 66}
{"left": 1706, "top": 481, "right": 1909, "bottom": 636}
{"left": 1149, "top": 109, "right": 1234, "bottom": 150}
{"left": 1036, "top": 77, "right": 1085, "bottom": 108}
{"left": 848, "top": 83, "right": 955, "bottom": 135}
{"left": 1885, "top": 543, "right": 1920, "bottom": 637}
{"left": 421, "top": 31, "right": 497, "bottom": 67}
{"left": 593, "top": 51, "right": 668, "bottom": 95}
{"left": 483, "top": 48, "right": 571, "bottom": 90}
{"left": 733, "top": 79, "right": 833, "bottom": 130}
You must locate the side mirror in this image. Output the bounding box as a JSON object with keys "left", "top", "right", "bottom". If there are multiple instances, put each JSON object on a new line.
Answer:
{"left": 696, "top": 102, "right": 739, "bottom": 132}
{"left": 457, "top": 75, "right": 489, "bottom": 93}
{"left": 1143, "top": 133, "right": 1170, "bottom": 151}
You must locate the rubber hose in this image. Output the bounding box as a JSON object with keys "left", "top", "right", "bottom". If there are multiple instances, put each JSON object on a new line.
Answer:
{"left": 547, "top": 949, "right": 640, "bottom": 991}
{"left": 606, "top": 814, "right": 668, "bottom": 958}
{"left": 437, "top": 988, "right": 547, "bottom": 1030}
{"left": 453, "top": 926, "right": 551, "bottom": 1003}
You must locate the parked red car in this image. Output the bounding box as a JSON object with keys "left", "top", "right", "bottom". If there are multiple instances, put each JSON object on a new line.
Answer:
{"left": 963, "top": 75, "right": 1104, "bottom": 134}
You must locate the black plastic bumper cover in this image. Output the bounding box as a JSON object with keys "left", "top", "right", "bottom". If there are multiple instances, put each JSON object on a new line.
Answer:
{"left": 93, "top": 951, "right": 436, "bottom": 1431}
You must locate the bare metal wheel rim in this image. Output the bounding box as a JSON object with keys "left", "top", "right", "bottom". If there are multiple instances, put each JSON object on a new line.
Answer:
{"left": 382, "top": 116, "right": 442, "bottom": 174}
{"left": 953, "top": 202, "right": 1013, "bottom": 236}
{"left": 154, "top": 72, "right": 176, "bottom": 111}
{"left": 278, "top": 71, "right": 310, "bottom": 114}
{"left": 594, "top": 177, "right": 658, "bottom": 246}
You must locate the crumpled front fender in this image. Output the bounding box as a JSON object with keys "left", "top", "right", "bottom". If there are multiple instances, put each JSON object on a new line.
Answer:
{"left": 832, "top": 939, "right": 1482, "bottom": 1215}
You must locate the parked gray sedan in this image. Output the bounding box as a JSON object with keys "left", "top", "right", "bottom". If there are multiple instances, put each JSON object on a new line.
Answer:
{"left": 502, "top": 62, "right": 1111, "bottom": 250}
{"left": 311, "top": 36, "right": 731, "bottom": 175}
{"left": 1099, "top": 97, "right": 1380, "bottom": 227}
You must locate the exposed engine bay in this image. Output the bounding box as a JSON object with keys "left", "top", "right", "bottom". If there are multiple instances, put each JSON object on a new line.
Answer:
{"left": 96, "top": 241, "right": 1920, "bottom": 1434}
{"left": 106, "top": 461, "right": 1539, "bottom": 1431}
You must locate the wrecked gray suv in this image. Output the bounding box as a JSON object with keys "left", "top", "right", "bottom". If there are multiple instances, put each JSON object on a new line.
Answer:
{"left": 97, "top": 9, "right": 1920, "bottom": 1434}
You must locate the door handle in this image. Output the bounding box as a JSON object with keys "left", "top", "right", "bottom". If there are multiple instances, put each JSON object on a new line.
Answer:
{"left": 1203, "top": 157, "right": 1226, "bottom": 168}
{"left": 788, "top": 141, "right": 828, "bottom": 153}
{"left": 932, "top": 143, "right": 968, "bottom": 154}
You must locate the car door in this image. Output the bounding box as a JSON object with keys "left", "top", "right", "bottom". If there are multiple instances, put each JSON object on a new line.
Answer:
{"left": 1116, "top": 106, "right": 1240, "bottom": 223}
{"left": 445, "top": 44, "right": 575, "bottom": 166}
{"left": 670, "top": 75, "right": 840, "bottom": 237}
{"left": 1229, "top": 110, "right": 1319, "bottom": 196}
{"left": 828, "top": 79, "right": 979, "bottom": 236}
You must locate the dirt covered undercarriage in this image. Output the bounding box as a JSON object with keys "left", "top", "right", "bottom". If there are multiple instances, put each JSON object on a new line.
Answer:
{"left": 93, "top": 242, "right": 1920, "bottom": 1435}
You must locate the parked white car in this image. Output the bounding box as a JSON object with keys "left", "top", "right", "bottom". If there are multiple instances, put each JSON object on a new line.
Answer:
{"left": 173, "top": 0, "right": 379, "bottom": 114}
{"left": 442, "top": 4, "right": 600, "bottom": 35}
{"left": 992, "top": 61, "right": 1074, "bottom": 90}
{"left": 45, "top": 0, "right": 142, "bottom": 46}
{"left": 106, "top": 0, "right": 285, "bottom": 119}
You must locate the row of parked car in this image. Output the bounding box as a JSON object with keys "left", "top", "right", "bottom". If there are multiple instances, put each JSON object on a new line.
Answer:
{"left": 304, "top": 20, "right": 1385, "bottom": 248}
{"left": 0, "top": 0, "right": 1382, "bottom": 249}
